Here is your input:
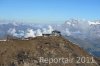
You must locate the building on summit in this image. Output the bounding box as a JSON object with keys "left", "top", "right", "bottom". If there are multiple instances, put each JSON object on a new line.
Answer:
{"left": 42, "top": 30, "right": 61, "bottom": 37}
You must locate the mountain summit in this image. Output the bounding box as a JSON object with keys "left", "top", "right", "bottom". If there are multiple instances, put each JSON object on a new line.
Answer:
{"left": 0, "top": 36, "right": 99, "bottom": 66}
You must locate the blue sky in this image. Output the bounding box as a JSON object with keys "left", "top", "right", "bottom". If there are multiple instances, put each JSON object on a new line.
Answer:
{"left": 0, "top": 0, "right": 100, "bottom": 24}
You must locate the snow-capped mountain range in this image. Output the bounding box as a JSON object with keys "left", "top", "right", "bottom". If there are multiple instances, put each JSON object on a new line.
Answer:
{"left": 0, "top": 19, "right": 100, "bottom": 58}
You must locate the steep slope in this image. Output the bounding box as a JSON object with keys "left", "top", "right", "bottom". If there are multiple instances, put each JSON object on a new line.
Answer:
{"left": 0, "top": 36, "right": 99, "bottom": 66}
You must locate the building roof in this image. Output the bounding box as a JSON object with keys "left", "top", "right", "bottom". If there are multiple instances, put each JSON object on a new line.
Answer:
{"left": 52, "top": 30, "right": 61, "bottom": 33}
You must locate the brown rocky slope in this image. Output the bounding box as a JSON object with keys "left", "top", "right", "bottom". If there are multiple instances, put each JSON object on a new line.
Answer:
{"left": 0, "top": 36, "right": 99, "bottom": 66}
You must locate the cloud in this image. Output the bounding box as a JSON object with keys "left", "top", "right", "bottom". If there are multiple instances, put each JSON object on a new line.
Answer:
{"left": 7, "top": 25, "right": 54, "bottom": 38}
{"left": 8, "top": 28, "right": 16, "bottom": 35}
{"left": 7, "top": 28, "right": 18, "bottom": 37}
{"left": 35, "top": 29, "right": 42, "bottom": 36}
{"left": 47, "top": 25, "right": 54, "bottom": 34}
{"left": 42, "top": 25, "right": 54, "bottom": 34}
{"left": 66, "top": 28, "right": 71, "bottom": 36}
{"left": 42, "top": 28, "right": 48, "bottom": 34}
{"left": 24, "top": 29, "right": 36, "bottom": 38}
{"left": 18, "top": 30, "right": 25, "bottom": 36}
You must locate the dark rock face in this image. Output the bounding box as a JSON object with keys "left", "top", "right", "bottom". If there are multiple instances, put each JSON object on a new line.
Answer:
{"left": 0, "top": 36, "right": 99, "bottom": 66}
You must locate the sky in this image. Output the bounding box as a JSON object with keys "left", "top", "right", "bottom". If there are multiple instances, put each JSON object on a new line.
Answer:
{"left": 0, "top": 0, "right": 100, "bottom": 24}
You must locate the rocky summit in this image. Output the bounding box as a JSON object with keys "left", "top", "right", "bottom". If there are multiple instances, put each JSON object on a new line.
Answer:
{"left": 0, "top": 36, "right": 99, "bottom": 66}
